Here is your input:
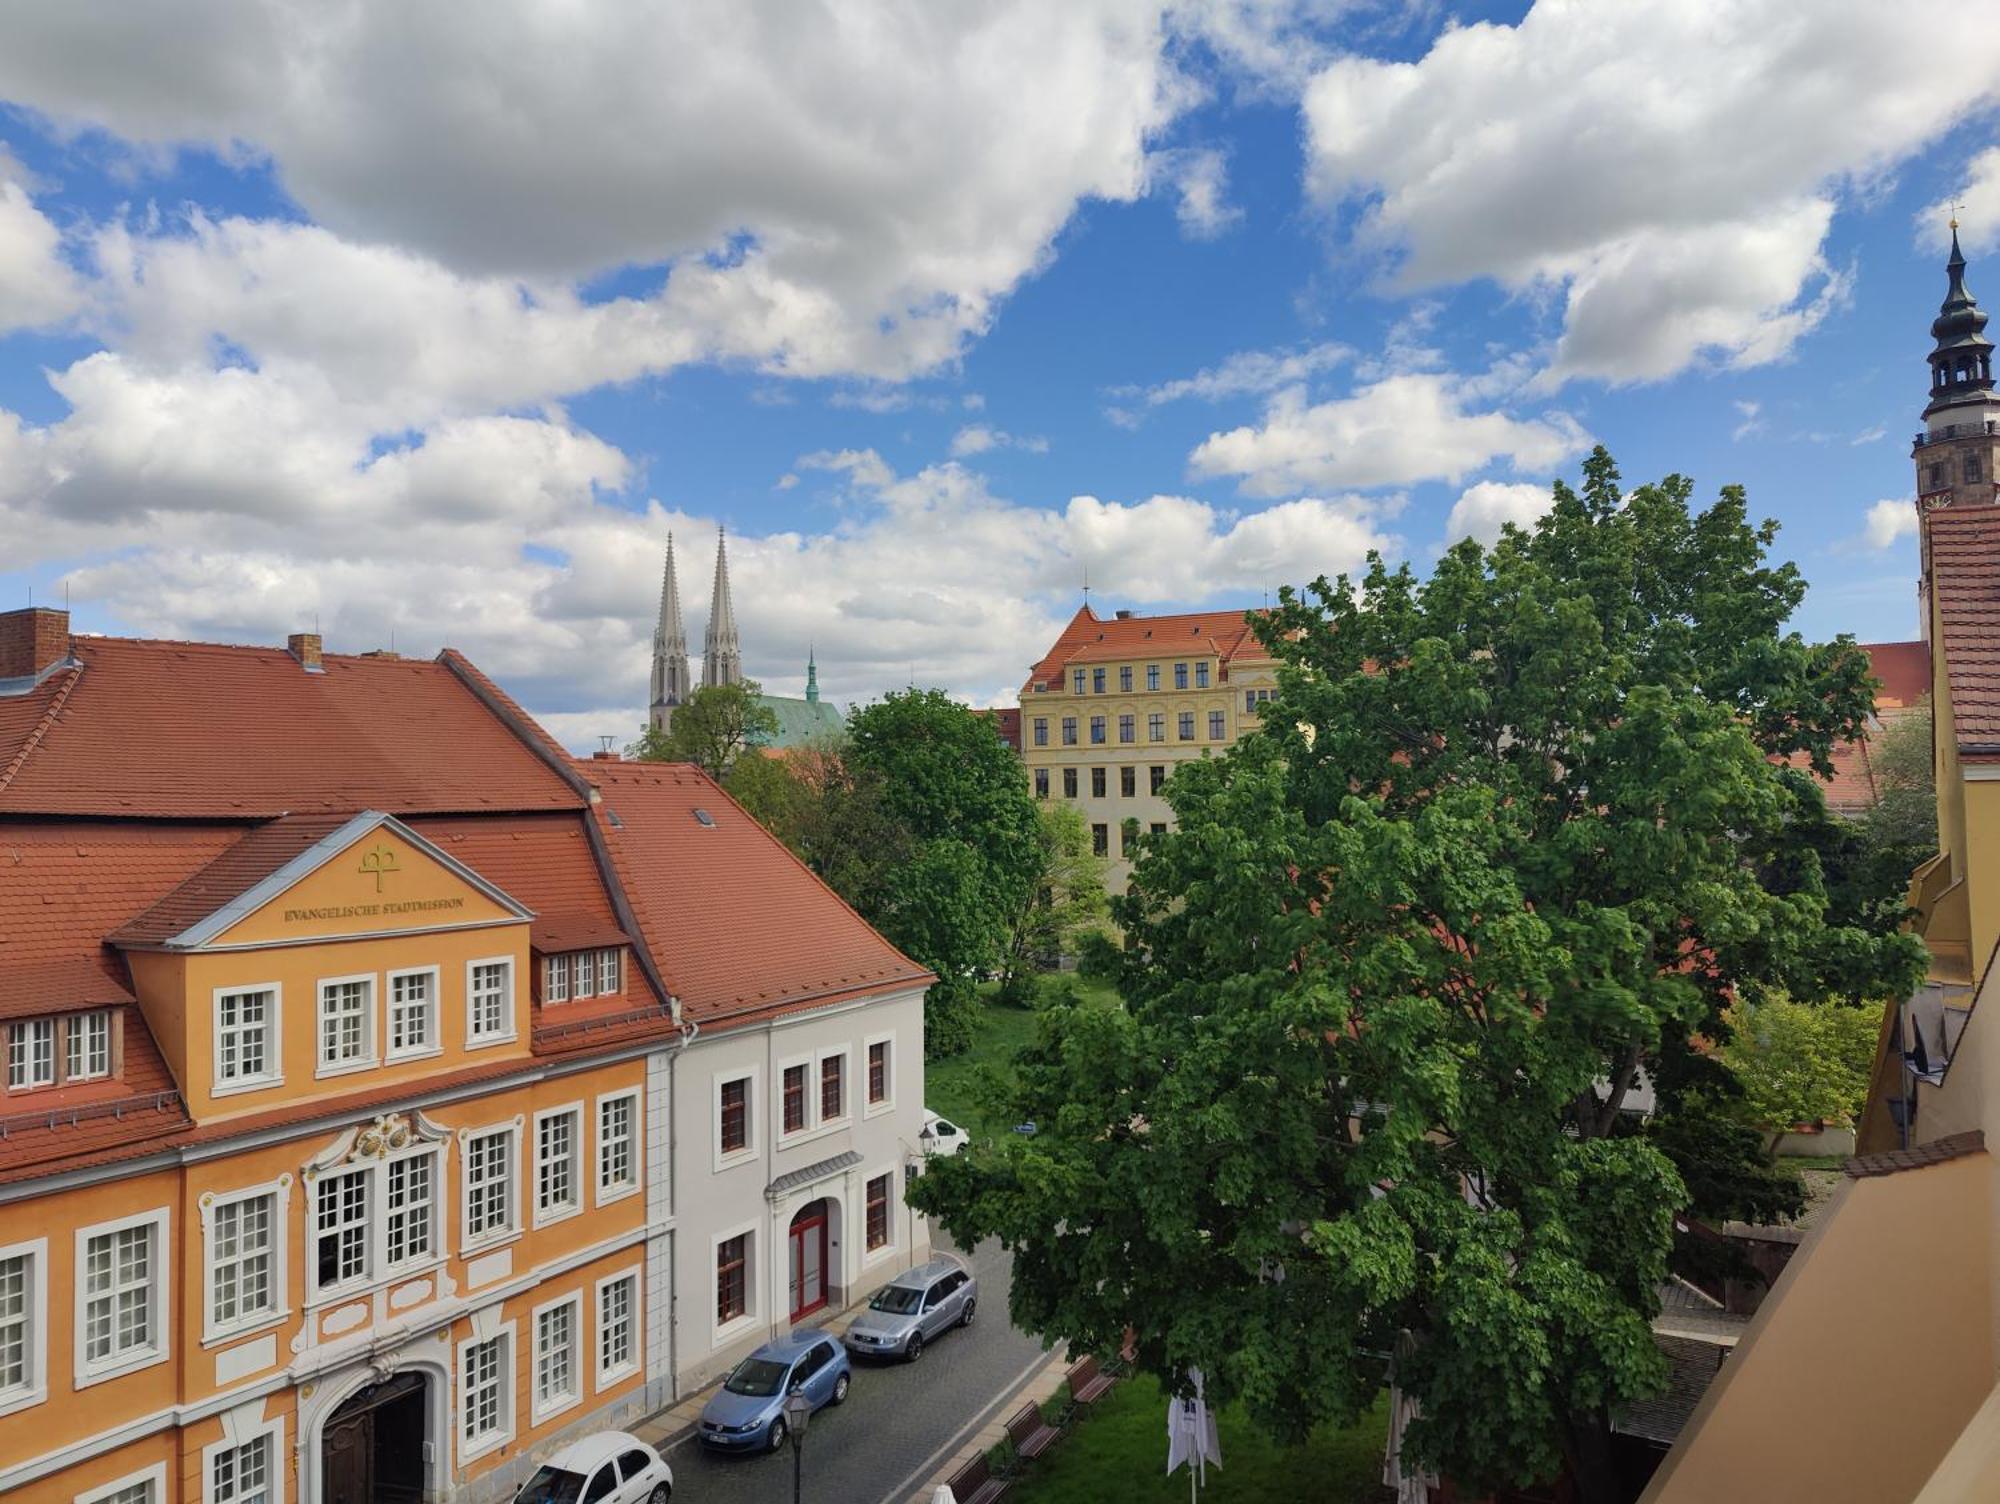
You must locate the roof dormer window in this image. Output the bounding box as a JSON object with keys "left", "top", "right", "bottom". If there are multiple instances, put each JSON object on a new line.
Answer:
{"left": 543, "top": 947, "right": 624, "bottom": 1005}
{"left": 5, "top": 1010, "right": 116, "bottom": 1094}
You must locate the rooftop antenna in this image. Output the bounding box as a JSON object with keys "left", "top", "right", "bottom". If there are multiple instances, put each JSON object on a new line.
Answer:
{"left": 1082, "top": 561, "right": 1091, "bottom": 606}
{"left": 598, "top": 735, "right": 616, "bottom": 755}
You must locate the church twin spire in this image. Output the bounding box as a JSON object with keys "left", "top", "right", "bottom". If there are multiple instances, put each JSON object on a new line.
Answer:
{"left": 649, "top": 530, "right": 743, "bottom": 731}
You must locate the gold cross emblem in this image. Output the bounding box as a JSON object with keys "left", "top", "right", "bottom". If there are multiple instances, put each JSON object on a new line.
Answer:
{"left": 358, "top": 844, "right": 402, "bottom": 892}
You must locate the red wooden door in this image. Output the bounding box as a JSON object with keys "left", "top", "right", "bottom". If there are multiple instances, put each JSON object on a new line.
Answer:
{"left": 789, "top": 1210, "right": 828, "bottom": 1321}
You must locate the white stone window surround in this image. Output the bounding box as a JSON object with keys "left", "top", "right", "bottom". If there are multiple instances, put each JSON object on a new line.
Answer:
{"left": 863, "top": 1030, "right": 897, "bottom": 1119}
{"left": 314, "top": 972, "right": 377, "bottom": 1079}
{"left": 201, "top": 1400, "right": 285, "bottom": 1504}
{"left": 772, "top": 1046, "right": 853, "bottom": 1149}
{"left": 199, "top": 1177, "right": 294, "bottom": 1347}
{"left": 212, "top": 983, "right": 285, "bottom": 1097}
{"left": 302, "top": 1113, "right": 451, "bottom": 1308}
{"left": 384, "top": 964, "right": 443, "bottom": 1063}
{"left": 0, "top": 1234, "right": 48, "bottom": 1419}
{"left": 530, "top": 1288, "right": 584, "bottom": 1424}
{"left": 458, "top": 1318, "right": 517, "bottom": 1462}
{"left": 712, "top": 1066, "right": 760, "bottom": 1174}
{"left": 74, "top": 1460, "right": 168, "bottom": 1504}
{"left": 860, "top": 1162, "right": 900, "bottom": 1265}
{"left": 458, "top": 1116, "right": 525, "bottom": 1256}
{"left": 73, "top": 1206, "right": 172, "bottom": 1390}
{"left": 774, "top": 1050, "right": 814, "bottom": 1144}
{"left": 710, "top": 1219, "right": 759, "bottom": 1349}
{"left": 594, "top": 1088, "right": 642, "bottom": 1207}
{"left": 465, "top": 955, "right": 518, "bottom": 1047}
{"left": 815, "top": 1044, "right": 853, "bottom": 1130}
{"left": 532, "top": 1102, "right": 585, "bottom": 1228}
{"left": 594, "top": 1266, "right": 642, "bottom": 1390}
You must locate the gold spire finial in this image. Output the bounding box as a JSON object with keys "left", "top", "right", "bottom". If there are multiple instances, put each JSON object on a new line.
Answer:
{"left": 1950, "top": 197, "right": 1964, "bottom": 232}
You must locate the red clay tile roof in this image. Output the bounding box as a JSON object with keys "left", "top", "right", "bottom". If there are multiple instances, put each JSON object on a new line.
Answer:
{"left": 109, "top": 811, "right": 356, "bottom": 947}
{"left": 1928, "top": 508, "right": 2000, "bottom": 758}
{"left": 405, "top": 813, "right": 655, "bottom": 1000}
{"left": 0, "top": 663, "right": 78, "bottom": 794}
{"left": 582, "top": 760, "right": 931, "bottom": 1025}
{"left": 0, "top": 1006, "right": 191, "bottom": 1183}
{"left": 1023, "top": 605, "right": 1269, "bottom": 691}
{"left": 1845, "top": 1127, "right": 1984, "bottom": 1178}
{"left": 0, "top": 821, "right": 246, "bottom": 1018}
{"left": 0, "top": 637, "right": 584, "bottom": 817}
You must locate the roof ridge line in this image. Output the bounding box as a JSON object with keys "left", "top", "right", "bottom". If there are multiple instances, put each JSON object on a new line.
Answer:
{"left": 0, "top": 662, "right": 79, "bottom": 795}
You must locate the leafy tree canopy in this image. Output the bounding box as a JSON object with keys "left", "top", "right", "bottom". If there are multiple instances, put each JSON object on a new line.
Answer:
{"left": 1002, "top": 801, "right": 1112, "bottom": 987}
{"left": 910, "top": 450, "right": 1925, "bottom": 1502}
{"left": 1716, "top": 992, "right": 1881, "bottom": 1146}
{"left": 630, "top": 679, "right": 780, "bottom": 776}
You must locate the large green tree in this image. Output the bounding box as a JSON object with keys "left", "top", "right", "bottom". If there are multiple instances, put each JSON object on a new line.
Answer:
{"left": 845, "top": 689, "right": 1041, "bottom": 1053}
{"left": 630, "top": 680, "right": 780, "bottom": 776}
{"left": 1716, "top": 993, "right": 1882, "bottom": 1150}
{"left": 911, "top": 451, "right": 1925, "bottom": 1502}
{"left": 1001, "top": 802, "right": 1111, "bottom": 988}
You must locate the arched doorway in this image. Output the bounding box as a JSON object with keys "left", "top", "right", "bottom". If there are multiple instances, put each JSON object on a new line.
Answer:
{"left": 321, "top": 1370, "right": 428, "bottom": 1504}
{"left": 789, "top": 1197, "right": 835, "bottom": 1323}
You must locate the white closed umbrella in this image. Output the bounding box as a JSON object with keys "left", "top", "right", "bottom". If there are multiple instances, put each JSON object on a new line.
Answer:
{"left": 1167, "top": 1368, "right": 1223, "bottom": 1499}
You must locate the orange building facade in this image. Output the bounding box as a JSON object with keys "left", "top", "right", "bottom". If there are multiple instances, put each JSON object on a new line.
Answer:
{"left": 0, "top": 615, "right": 935, "bottom": 1504}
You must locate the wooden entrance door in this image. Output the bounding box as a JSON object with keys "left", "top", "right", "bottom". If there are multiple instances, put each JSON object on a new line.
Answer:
{"left": 322, "top": 1371, "right": 427, "bottom": 1504}
{"left": 789, "top": 1204, "right": 829, "bottom": 1322}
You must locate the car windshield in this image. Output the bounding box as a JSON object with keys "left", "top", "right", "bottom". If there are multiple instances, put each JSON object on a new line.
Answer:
{"left": 870, "top": 1284, "right": 924, "bottom": 1314}
{"left": 514, "top": 1467, "right": 586, "bottom": 1504}
{"left": 932, "top": 1119, "right": 959, "bottom": 1135}
{"left": 725, "top": 1357, "right": 792, "bottom": 1397}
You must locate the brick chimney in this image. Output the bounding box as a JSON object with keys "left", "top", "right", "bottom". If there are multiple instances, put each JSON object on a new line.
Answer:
{"left": 287, "top": 632, "right": 324, "bottom": 672}
{"left": 0, "top": 606, "right": 72, "bottom": 681}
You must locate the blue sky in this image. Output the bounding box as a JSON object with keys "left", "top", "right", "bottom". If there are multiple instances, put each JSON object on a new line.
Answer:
{"left": 1, "top": 1, "right": 1996, "bottom": 748}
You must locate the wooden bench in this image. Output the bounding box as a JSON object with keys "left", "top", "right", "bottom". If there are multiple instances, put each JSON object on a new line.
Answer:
{"left": 1067, "top": 1353, "right": 1117, "bottom": 1405}
{"left": 1005, "top": 1399, "right": 1062, "bottom": 1461}
{"left": 945, "top": 1452, "right": 1011, "bottom": 1504}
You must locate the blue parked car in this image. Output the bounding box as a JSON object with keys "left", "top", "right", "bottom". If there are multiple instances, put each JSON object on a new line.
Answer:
{"left": 697, "top": 1331, "right": 851, "bottom": 1453}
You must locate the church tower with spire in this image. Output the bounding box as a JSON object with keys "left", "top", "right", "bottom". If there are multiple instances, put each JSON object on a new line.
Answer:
{"left": 649, "top": 535, "right": 690, "bottom": 732}
{"left": 702, "top": 528, "right": 743, "bottom": 689}
{"left": 1915, "top": 219, "right": 1999, "bottom": 622}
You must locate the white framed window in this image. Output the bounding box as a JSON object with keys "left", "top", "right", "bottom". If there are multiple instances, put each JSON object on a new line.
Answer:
{"left": 74, "top": 1208, "right": 169, "bottom": 1386}
{"left": 534, "top": 1105, "right": 582, "bottom": 1225}
{"left": 574, "top": 949, "right": 596, "bottom": 999}
{"left": 864, "top": 1169, "right": 896, "bottom": 1257}
{"left": 596, "top": 1090, "right": 640, "bottom": 1204}
{"left": 66, "top": 1011, "right": 111, "bottom": 1082}
{"left": 864, "top": 1032, "right": 896, "bottom": 1117}
{"left": 214, "top": 985, "right": 282, "bottom": 1095}
{"left": 385, "top": 966, "right": 439, "bottom": 1061}
{"left": 597, "top": 947, "right": 622, "bottom": 995}
{"left": 460, "top": 1327, "right": 515, "bottom": 1459}
{"left": 207, "top": 1419, "right": 281, "bottom": 1504}
{"left": 315, "top": 974, "right": 375, "bottom": 1076}
{"left": 385, "top": 1153, "right": 438, "bottom": 1268}
{"left": 596, "top": 1270, "right": 640, "bottom": 1388}
{"left": 6, "top": 1019, "right": 54, "bottom": 1090}
{"left": 463, "top": 1124, "right": 519, "bottom": 1247}
{"left": 816, "top": 1046, "right": 850, "bottom": 1126}
{"left": 711, "top": 1222, "right": 756, "bottom": 1344}
{"left": 532, "top": 1292, "right": 582, "bottom": 1422}
{"left": 74, "top": 1461, "right": 167, "bottom": 1504}
{"left": 466, "top": 957, "right": 515, "bottom": 1046}
{"left": 208, "top": 1188, "right": 280, "bottom": 1338}
{"left": 313, "top": 1168, "right": 371, "bottom": 1293}
{"left": 713, "top": 1068, "right": 758, "bottom": 1171}
{"left": 544, "top": 953, "right": 570, "bottom": 1004}
{"left": 0, "top": 1236, "right": 47, "bottom": 1417}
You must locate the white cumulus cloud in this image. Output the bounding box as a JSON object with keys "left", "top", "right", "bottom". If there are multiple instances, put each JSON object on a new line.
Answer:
{"left": 1865, "top": 498, "right": 1919, "bottom": 549}
{"left": 1444, "top": 481, "right": 1555, "bottom": 546}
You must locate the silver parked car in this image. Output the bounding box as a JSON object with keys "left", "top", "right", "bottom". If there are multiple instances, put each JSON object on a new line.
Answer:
{"left": 841, "top": 1255, "right": 976, "bottom": 1361}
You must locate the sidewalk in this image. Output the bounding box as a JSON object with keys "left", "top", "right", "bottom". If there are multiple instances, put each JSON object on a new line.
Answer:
{"left": 626, "top": 1301, "right": 875, "bottom": 1453}
{"left": 909, "top": 1344, "right": 1072, "bottom": 1501}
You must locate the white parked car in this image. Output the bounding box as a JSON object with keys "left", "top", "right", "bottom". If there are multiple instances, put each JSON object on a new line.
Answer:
{"left": 512, "top": 1430, "right": 672, "bottom": 1503}
{"left": 921, "top": 1109, "right": 967, "bottom": 1157}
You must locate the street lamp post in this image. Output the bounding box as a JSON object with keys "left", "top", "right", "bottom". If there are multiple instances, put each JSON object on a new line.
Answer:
{"left": 783, "top": 1385, "right": 813, "bottom": 1504}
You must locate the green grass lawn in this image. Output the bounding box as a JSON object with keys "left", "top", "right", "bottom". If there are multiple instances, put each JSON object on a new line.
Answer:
{"left": 1018, "top": 1375, "right": 1391, "bottom": 1504}
{"left": 923, "top": 976, "right": 1121, "bottom": 1146}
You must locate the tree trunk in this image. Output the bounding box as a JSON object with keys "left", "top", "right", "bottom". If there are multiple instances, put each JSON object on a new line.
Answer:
{"left": 1557, "top": 1404, "right": 1621, "bottom": 1504}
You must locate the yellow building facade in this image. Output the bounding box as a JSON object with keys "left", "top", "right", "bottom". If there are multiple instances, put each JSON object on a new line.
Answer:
{"left": 1018, "top": 605, "right": 1277, "bottom": 890}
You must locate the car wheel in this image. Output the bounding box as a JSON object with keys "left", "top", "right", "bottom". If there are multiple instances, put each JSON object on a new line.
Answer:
{"left": 647, "top": 1486, "right": 672, "bottom": 1504}
{"left": 832, "top": 1371, "right": 851, "bottom": 1405}
{"left": 906, "top": 1330, "right": 925, "bottom": 1362}
{"left": 960, "top": 1298, "right": 977, "bottom": 1328}
{"left": 767, "top": 1417, "right": 787, "bottom": 1453}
